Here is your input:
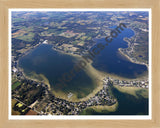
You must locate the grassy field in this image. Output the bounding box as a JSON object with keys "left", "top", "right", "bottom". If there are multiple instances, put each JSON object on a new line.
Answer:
{"left": 15, "top": 32, "right": 35, "bottom": 42}
{"left": 12, "top": 81, "right": 21, "bottom": 90}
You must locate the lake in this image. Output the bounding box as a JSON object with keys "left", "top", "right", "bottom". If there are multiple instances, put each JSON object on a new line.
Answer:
{"left": 80, "top": 86, "right": 148, "bottom": 115}
{"left": 18, "top": 26, "right": 148, "bottom": 114}
{"left": 91, "top": 28, "right": 148, "bottom": 78}
{"left": 19, "top": 44, "right": 96, "bottom": 99}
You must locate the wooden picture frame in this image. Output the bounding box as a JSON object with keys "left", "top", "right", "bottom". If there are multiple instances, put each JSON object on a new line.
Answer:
{"left": 0, "top": 0, "right": 160, "bottom": 127}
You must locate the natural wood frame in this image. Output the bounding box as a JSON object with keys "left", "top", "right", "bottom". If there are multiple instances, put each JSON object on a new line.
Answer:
{"left": 0, "top": 0, "right": 160, "bottom": 127}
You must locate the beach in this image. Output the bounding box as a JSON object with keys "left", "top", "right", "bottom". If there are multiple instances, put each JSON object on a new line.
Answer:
{"left": 18, "top": 42, "right": 149, "bottom": 114}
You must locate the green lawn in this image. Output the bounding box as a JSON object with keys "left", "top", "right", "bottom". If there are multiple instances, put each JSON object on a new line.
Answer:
{"left": 16, "top": 32, "right": 35, "bottom": 42}
{"left": 12, "top": 81, "right": 21, "bottom": 90}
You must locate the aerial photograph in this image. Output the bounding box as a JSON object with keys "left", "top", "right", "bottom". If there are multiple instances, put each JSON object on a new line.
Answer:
{"left": 11, "top": 10, "right": 150, "bottom": 116}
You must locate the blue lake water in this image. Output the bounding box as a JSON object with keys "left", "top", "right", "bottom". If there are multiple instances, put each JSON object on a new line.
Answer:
{"left": 18, "top": 26, "right": 148, "bottom": 115}
{"left": 91, "top": 28, "right": 148, "bottom": 78}
{"left": 19, "top": 44, "right": 96, "bottom": 99}
{"left": 80, "top": 87, "right": 148, "bottom": 115}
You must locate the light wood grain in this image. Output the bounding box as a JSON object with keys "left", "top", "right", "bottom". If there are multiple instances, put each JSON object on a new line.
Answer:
{"left": 0, "top": 0, "right": 160, "bottom": 127}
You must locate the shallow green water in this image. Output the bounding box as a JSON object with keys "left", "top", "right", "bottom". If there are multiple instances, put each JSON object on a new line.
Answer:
{"left": 19, "top": 44, "right": 96, "bottom": 99}
{"left": 80, "top": 87, "right": 148, "bottom": 115}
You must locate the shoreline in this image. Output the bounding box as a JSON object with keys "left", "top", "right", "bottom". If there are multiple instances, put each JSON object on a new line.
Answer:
{"left": 118, "top": 48, "right": 149, "bottom": 69}
{"left": 119, "top": 33, "right": 149, "bottom": 70}
{"left": 15, "top": 41, "right": 149, "bottom": 113}
{"left": 19, "top": 43, "right": 148, "bottom": 100}
{"left": 18, "top": 67, "right": 51, "bottom": 90}
{"left": 49, "top": 62, "right": 106, "bottom": 102}
{"left": 80, "top": 102, "right": 118, "bottom": 114}
{"left": 17, "top": 45, "right": 106, "bottom": 102}
{"left": 118, "top": 48, "right": 148, "bottom": 80}
{"left": 52, "top": 46, "right": 81, "bottom": 58}
{"left": 113, "top": 85, "right": 148, "bottom": 99}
